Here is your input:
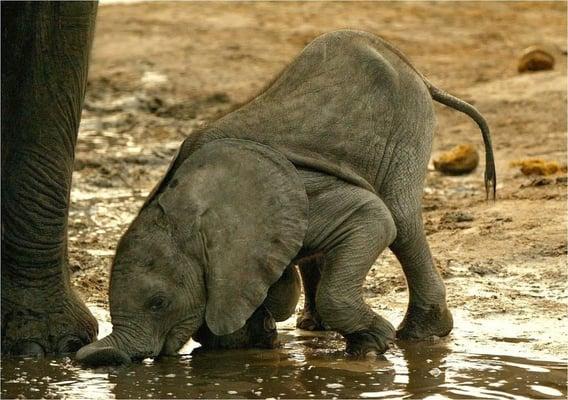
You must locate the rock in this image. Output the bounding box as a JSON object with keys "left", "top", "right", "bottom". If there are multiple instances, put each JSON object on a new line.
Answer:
{"left": 518, "top": 46, "right": 555, "bottom": 73}
{"left": 440, "top": 211, "right": 474, "bottom": 224}
{"left": 521, "top": 175, "right": 568, "bottom": 188}
{"left": 510, "top": 158, "right": 567, "bottom": 176}
{"left": 526, "top": 177, "right": 553, "bottom": 187}
{"left": 433, "top": 144, "right": 479, "bottom": 175}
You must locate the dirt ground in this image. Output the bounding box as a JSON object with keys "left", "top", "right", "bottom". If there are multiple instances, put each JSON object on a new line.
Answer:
{"left": 69, "top": 2, "right": 567, "bottom": 358}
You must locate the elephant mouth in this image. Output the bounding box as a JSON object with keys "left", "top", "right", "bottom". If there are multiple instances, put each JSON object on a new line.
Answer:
{"left": 160, "top": 314, "right": 203, "bottom": 356}
{"left": 193, "top": 306, "right": 279, "bottom": 350}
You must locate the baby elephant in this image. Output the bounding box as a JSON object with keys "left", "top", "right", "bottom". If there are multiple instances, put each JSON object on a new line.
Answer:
{"left": 77, "top": 29, "right": 495, "bottom": 366}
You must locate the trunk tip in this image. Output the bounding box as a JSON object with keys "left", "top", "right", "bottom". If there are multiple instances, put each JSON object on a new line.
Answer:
{"left": 76, "top": 344, "right": 131, "bottom": 367}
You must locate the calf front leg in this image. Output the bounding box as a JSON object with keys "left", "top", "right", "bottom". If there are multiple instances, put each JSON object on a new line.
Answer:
{"left": 264, "top": 264, "right": 301, "bottom": 322}
{"left": 296, "top": 255, "right": 328, "bottom": 331}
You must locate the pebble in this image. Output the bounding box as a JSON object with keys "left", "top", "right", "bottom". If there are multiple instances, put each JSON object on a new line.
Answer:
{"left": 440, "top": 211, "right": 474, "bottom": 224}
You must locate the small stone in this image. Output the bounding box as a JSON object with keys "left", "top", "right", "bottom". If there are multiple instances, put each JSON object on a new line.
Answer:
{"left": 440, "top": 211, "right": 474, "bottom": 224}
{"left": 433, "top": 144, "right": 479, "bottom": 175}
{"left": 518, "top": 46, "right": 555, "bottom": 73}
{"left": 428, "top": 367, "right": 442, "bottom": 377}
{"left": 227, "top": 391, "right": 238, "bottom": 395}
{"left": 527, "top": 177, "right": 553, "bottom": 187}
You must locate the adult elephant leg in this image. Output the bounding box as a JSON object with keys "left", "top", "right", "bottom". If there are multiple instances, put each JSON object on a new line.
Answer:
{"left": 296, "top": 255, "right": 328, "bottom": 331}
{"left": 389, "top": 210, "right": 453, "bottom": 340}
{"left": 1, "top": 2, "right": 99, "bottom": 356}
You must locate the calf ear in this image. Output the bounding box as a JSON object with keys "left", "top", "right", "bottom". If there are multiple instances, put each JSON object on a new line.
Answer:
{"left": 157, "top": 139, "right": 308, "bottom": 336}
{"left": 142, "top": 146, "right": 181, "bottom": 210}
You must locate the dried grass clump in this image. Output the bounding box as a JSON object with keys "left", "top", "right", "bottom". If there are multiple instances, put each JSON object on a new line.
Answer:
{"left": 510, "top": 159, "right": 567, "bottom": 176}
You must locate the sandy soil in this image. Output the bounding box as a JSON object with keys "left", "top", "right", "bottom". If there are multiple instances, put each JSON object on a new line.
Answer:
{"left": 69, "top": 2, "right": 567, "bottom": 358}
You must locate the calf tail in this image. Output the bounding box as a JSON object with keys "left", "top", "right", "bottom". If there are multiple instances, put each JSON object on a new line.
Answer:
{"left": 427, "top": 84, "right": 496, "bottom": 200}
{"left": 373, "top": 35, "right": 497, "bottom": 199}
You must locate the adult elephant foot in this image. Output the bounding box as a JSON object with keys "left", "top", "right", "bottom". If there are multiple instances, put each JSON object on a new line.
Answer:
{"left": 344, "top": 316, "right": 395, "bottom": 356}
{"left": 1, "top": 269, "right": 98, "bottom": 357}
{"left": 396, "top": 303, "right": 453, "bottom": 341}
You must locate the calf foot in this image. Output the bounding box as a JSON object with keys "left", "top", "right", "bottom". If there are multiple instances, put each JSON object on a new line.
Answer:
{"left": 344, "top": 316, "right": 395, "bottom": 356}
{"left": 296, "top": 308, "right": 329, "bottom": 331}
{"left": 396, "top": 303, "right": 453, "bottom": 340}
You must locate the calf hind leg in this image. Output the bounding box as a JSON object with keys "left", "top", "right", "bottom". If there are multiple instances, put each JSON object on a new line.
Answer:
{"left": 390, "top": 211, "right": 453, "bottom": 340}
{"left": 315, "top": 196, "right": 397, "bottom": 356}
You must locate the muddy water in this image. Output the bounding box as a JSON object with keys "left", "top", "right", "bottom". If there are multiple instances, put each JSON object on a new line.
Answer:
{"left": 2, "top": 307, "right": 566, "bottom": 399}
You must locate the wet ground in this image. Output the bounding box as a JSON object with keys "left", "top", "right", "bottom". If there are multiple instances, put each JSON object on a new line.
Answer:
{"left": 2, "top": 306, "right": 566, "bottom": 399}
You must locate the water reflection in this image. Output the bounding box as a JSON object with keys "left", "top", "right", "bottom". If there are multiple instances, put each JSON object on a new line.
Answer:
{"left": 2, "top": 326, "right": 566, "bottom": 399}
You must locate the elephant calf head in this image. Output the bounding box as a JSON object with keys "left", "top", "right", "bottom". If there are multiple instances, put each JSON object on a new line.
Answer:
{"left": 77, "top": 139, "right": 308, "bottom": 366}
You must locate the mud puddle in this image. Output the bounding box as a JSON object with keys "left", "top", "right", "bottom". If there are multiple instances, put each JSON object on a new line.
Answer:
{"left": 2, "top": 306, "right": 566, "bottom": 399}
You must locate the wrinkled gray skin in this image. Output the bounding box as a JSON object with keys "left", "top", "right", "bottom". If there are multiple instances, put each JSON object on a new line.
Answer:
{"left": 193, "top": 264, "right": 301, "bottom": 351}
{"left": 77, "top": 29, "right": 496, "bottom": 366}
{"left": 2, "top": 2, "right": 99, "bottom": 356}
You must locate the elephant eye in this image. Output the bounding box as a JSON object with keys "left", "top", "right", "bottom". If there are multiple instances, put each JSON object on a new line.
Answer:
{"left": 147, "top": 295, "right": 169, "bottom": 312}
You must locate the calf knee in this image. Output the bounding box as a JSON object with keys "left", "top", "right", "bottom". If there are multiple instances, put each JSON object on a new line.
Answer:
{"left": 370, "top": 202, "right": 397, "bottom": 248}
{"left": 357, "top": 199, "right": 397, "bottom": 253}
